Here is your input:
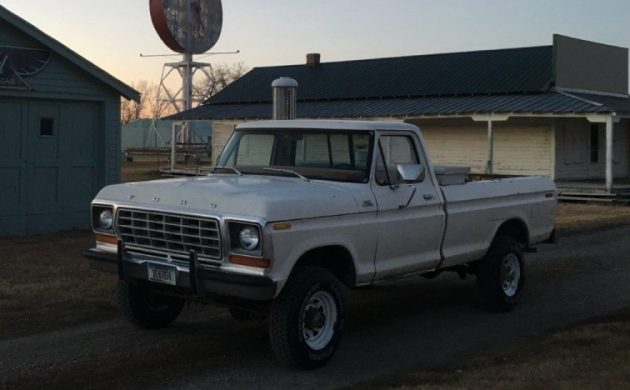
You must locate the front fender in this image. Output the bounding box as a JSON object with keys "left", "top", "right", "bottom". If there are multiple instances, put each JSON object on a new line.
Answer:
{"left": 266, "top": 212, "right": 378, "bottom": 296}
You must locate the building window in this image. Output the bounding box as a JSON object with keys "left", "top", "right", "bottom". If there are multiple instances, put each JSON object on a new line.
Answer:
{"left": 40, "top": 117, "right": 54, "bottom": 136}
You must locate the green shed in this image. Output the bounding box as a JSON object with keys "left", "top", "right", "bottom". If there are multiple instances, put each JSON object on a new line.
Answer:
{"left": 0, "top": 6, "right": 139, "bottom": 235}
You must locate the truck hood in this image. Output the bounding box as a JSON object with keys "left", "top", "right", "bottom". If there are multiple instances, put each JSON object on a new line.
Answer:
{"left": 94, "top": 174, "right": 364, "bottom": 221}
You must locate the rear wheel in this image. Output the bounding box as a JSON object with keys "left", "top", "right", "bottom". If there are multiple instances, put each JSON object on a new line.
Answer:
{"left": 118, "top": 281, "right": 185, "bottom": 329}
{"left": 476, "top": 236, "right": 525, "bottom": 312}
{"left": 268, "top": 266, "right": 345, "bottom": 369}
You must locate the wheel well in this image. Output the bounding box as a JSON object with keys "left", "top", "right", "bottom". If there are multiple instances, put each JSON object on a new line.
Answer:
{"left": 495, "top": 219, "right": 529, "bottom": 246}
{"left": 293, "top": 246, "right": 357, "bottom": 287}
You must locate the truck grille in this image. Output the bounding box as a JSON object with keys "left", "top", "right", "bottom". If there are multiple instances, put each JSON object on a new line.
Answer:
{"left": 116, "top": 209, "right": 221, "bottom": 264}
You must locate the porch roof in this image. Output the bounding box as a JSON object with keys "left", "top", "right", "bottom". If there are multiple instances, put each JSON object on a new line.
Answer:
{"left": 170, "top": 91, "right": 629, "bottom": 121}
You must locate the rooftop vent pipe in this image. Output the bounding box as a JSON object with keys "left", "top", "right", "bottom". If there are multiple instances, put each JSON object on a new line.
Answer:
{"left": 272, "top": 77, "right": 298, "bottom": 120}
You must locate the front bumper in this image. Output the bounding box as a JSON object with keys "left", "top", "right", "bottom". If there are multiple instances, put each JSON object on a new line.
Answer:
{"left": 83, "top": 247, "right": 277, "bottom": 301}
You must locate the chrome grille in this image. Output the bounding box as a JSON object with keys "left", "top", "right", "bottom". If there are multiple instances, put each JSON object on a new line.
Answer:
{"left": 116, "top": 209, "right": 221, "bottom": 264}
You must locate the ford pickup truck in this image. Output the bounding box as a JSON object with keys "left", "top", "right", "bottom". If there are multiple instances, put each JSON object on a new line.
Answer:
{"left": 84, "top": 120, "right": 556, "bottom": 369}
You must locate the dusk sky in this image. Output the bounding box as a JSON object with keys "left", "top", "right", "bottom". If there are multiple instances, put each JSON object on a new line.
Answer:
{"left": 2, "top": 0, "right": 629, "bottom": 89}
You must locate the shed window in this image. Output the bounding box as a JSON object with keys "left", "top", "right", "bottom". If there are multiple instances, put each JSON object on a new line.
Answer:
{"left": 590, "top": 124, "right": 599, "bottom": 163}
{"left": 40, "top": 118, "right": 54, "bottom": 137}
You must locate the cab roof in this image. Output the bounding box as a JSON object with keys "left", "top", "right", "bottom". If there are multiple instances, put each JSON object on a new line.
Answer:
{"left": 235, "top": 120, "right": 419, "bottom": 132}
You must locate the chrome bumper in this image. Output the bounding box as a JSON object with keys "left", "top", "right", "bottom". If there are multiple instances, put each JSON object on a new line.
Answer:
{"left": 83, "top": 245, "right": 277, "bottom": 301}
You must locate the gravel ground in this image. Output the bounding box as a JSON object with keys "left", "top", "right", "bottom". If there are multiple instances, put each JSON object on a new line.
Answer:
{"left": 1, "top": 224, "right": 630, "bottom": 389}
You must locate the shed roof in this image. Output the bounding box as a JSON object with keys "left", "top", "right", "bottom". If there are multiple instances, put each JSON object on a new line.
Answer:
{"left": 0, "top": 5, "right": 139, "bottom": 101}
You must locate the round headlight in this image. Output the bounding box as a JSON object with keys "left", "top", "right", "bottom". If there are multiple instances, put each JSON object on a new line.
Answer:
{"left": 99, "top": 210, "right": 113, "bottom": 230}
{"left": 239, "top": 226, "right": 260, "bottom": 251}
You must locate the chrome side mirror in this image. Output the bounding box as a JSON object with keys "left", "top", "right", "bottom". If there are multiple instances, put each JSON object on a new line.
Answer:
{"left": 396, "top": 164, "right": 425, "bottom": 183}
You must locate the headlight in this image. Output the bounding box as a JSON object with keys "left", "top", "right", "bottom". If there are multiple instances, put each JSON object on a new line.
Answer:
{"left": 92, "top": 206, "right": 114, "bottom": 233}
{"left": 239, "top": 226, "right": 260, "bottom": 251}
{"left": 99, "top": 210, "right": 113, "bottom": 230}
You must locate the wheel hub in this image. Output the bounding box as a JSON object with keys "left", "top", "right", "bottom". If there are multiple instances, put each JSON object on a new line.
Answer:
{"left": 302, "top": 291, "right": 337, "bottom": 351}
{"left": 305, "top": 307, "right": 326, "bottom": 329}
{"left": 500, "top": 253, "right": 521, "bottom": 297}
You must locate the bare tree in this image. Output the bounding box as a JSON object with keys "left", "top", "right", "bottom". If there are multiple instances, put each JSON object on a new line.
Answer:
{"left": 121, "top": 80, "right": 151, "bottom": 124}
{"left": 121, "top": 80, "right": 179, "bottom": 124}
{"left": 121, "top": 63, "right": 246, "bottom": 124}
{"left": 147, "top": 83, "right": 177, "bottom": 119}
{"left": 194, "top": 62, "right": 248, "bottom": 102}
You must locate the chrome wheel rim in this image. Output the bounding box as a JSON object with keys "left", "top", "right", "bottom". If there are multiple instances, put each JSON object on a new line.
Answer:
{"left": 302, "top": 291, "right": 337, "bottom": 351}
{"left": 501, "top": 253, "right": 521, "bottom": 297}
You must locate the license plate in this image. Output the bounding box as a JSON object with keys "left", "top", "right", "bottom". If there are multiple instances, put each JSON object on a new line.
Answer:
{"left": 147, "top": 263, "right": 177, "bottom": 286}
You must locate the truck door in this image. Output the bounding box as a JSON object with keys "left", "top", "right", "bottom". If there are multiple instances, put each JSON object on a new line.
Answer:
{"left": 371, "top": 132, "right": 445, "bottom": 278}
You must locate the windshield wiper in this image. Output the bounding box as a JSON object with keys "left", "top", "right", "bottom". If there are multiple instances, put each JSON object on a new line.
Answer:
{"left": 263, "top": 168, "right": 310, "bottom": 182}
{"left": 211, "top": 166, "right": 243, "bottom": 176}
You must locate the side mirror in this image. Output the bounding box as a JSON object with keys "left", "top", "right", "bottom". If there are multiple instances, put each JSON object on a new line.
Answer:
{"left": 396, "top": 164, "right": 425, "bottom": 183}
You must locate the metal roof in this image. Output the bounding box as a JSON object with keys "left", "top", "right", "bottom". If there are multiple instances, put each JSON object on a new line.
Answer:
{"left": 172, "top": 92, "right": 620, "bottom": 121}
{"left": 168, "top": 43, "right": 630, "bottom": 121}
{"left": 0, "top": 5, "right": 140, "bottom": 101}
{"left": 209, "top": 46, "right": 554, "bottom": 104}
{"left": 571, "top": 92, "right": 630, "bottom": 114}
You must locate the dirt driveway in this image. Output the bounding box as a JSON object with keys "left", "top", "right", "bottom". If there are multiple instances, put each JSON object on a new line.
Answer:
{"left": 2, "top": 221, "right": 630, "bottom": 389}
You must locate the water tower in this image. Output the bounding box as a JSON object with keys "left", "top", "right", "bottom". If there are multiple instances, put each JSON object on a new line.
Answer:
{"left": 149, "top": 0, "right": 227, "bottom": 169}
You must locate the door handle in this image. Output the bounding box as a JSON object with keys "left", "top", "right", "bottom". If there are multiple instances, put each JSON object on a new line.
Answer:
{"left": 423, "top": 194, "right": 434, "bottom": 200}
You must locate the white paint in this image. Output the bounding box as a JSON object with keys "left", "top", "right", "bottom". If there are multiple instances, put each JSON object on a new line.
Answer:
{"left": 606, "top": 115, "right": 614, "bottom": 192}
{"left": 420, "top": 123, "right": 553, "bottom": 176}
{"left": 92, "top": 120, "right": 557, "bottom": 299}
{"left": 487, "top": 120, "right": 494, "bottom": 174}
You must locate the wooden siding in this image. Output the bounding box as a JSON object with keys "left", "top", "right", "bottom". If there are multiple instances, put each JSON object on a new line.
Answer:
{"left": 413, "top": 118, "right": 554, "bottom": 177}
{"left": 0, "top": 22, "right": 125, "bottom": 234}
{"left": 555, "top": 118, "right": 629, "bottom": 180}
{"left": 212, "top": 121, "right": 242, "bottom": 164}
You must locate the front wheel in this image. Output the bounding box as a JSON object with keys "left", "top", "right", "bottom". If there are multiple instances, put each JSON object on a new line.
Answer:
{"left": 476, "top": 236, "right": 525, "bottom": 312}
{"left": 118, "top": 281, "right": 185, "bottom": 329}
{"left": 268, "top": 266, "right": 345, "bottom": 369}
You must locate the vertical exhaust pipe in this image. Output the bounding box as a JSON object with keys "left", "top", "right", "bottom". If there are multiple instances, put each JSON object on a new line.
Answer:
{"left": 272, "top": 77, "right": 298, "bottom": 120}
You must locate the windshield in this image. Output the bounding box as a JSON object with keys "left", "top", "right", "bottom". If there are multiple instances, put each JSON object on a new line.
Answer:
{"left": 216, "top": 129, "right": 374, "bottom": 183}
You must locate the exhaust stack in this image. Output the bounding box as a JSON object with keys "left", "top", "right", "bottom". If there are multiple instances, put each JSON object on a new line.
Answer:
{"left": 272, "top": 77, "right": 298, "bottom": 120}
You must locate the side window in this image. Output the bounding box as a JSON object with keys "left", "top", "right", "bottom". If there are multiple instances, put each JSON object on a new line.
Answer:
{"left": 375, "top": 135, "right": 421, "bottom": 186}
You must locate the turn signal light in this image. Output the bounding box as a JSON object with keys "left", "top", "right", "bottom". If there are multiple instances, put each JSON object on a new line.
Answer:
{"left": 95, "top": 233, "right": 118, "bottom": 245}
{"left": 229, "top": 254, "right": 271, "bottom": 269}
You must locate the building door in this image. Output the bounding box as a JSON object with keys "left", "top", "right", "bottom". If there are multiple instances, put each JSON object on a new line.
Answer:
{"left": 0, "top": 99, "right": 99, "bottom": 235}
{"left": 26, "top": 101, "right": 99, "bottom": 232}
{"left": 0, "top": 99, "right": 27, "bottom": 234}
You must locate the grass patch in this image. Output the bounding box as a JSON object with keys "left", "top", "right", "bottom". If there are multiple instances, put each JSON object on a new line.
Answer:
{"left": 0, "top": 231, "right": 118, "bottom": 339}
{"left": 121, "top": 160, "right": 163, "bottom": 182}
{"left": 556, "top": 202, "right": 630, "bottom": 236}
{"left": 375, "top": 313, "right": 630, "bottom": 389}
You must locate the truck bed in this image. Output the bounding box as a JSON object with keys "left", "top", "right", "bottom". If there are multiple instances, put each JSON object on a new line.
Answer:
{"left": 438, "top": 176, "right": 556, "bottom": 268}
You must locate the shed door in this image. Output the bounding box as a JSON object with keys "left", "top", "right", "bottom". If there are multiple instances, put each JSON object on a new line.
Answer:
{"left": 0, "top": 100, "right": 27, "bottom": 228}
{"left": 0, "top": 99, "right": 99, "bottom": 235}
{"left": 26, "top": 101, "right": 98, "bottom": 232}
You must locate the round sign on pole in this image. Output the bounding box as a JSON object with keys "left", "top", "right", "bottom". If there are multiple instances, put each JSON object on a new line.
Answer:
{"left": 150, "top": 0, "right": 223, "bottom": 54}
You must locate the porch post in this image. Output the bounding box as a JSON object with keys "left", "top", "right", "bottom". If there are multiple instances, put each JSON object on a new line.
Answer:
{"left": 486, "top": 120, "right": 494, "bottom": 174}
{"left": 472, "top": 114, "right": 509, "bottom": 175}
{"left": 605, "top": 115, "right": 614, "bottom": 193}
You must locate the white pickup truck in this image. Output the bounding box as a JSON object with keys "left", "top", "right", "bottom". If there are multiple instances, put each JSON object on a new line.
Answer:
{"left": 85, "top": 120, "right": 556, "bottom": 368}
